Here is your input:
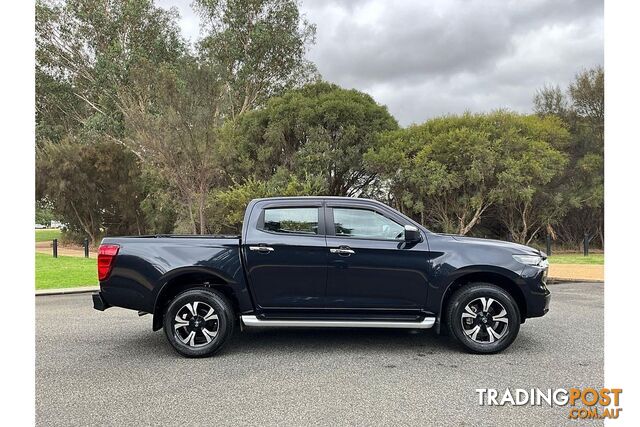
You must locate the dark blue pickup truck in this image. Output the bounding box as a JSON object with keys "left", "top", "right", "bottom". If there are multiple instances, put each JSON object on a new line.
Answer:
{"left": 93, "top": 196, "right": 550, "bottom": 357}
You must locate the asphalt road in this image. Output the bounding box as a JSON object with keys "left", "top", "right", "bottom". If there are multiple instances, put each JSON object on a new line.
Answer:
{"left": 36, "top": 282, "right": 604, "bottom": 426}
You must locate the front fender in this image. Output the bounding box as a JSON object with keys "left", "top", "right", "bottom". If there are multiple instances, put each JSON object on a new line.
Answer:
{"left": 426, "top": 262, "right": 527, "bottom": 323}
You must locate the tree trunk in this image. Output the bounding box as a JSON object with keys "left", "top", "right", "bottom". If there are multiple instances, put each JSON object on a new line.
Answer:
{"left": 70, "top": 201, "right": 97, "bottom": 244}
{"left": 187, "top": 199, "right": 197, "bottom": 235}
{"left": 135, "top": 211, "right": 142, "bottom": 235}
{"left": 199, "top": 191, "right": 206, "bottom": 235}
{"left": 459, "top": 203, "right": 487, "bottom": 235}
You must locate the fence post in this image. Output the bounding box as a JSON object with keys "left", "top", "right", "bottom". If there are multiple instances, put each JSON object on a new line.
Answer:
{"left": 546, "top": 234, "right": 552, "bottom": 257}
{"left": 583, "top": 233, "right": 589, "bottom": 257}
{"left": 52, "top": 239, "right": 58, "bottom": 258}
{"left": 83, "top": 238, "right": 89, "bottom": 258}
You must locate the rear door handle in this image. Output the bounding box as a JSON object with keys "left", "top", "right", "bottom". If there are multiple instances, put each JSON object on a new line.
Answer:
{"left": 249, "top": 246, "right": 275, "bottom": 253}
{"left": 330, "top": 247, "right": 354, "bottom": 256}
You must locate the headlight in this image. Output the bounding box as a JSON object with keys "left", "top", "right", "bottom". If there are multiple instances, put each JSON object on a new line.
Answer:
{"left": 512, "top": 254, "right": 544, "bottom": 266}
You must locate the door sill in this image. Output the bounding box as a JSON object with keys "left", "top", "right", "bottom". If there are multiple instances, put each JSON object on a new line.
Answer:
{"left": 240, "top": 315, "right": 435, "bottom": 329}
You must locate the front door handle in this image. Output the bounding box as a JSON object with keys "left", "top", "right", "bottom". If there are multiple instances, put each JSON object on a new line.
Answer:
{"left": 249, "top": 246, "right": 275, "bottom": 253}
{"left": 330, "top": 247, "right": 355, "bottom": 256}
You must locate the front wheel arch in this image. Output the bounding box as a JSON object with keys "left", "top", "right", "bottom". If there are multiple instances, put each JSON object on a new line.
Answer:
{"left": 438, "top": 271, "right": 527, "bottom": 333}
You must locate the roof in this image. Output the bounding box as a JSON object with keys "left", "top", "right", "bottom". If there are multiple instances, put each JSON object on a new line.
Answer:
{"left": 250, "top": 196, "right": 379, "bottom": 203}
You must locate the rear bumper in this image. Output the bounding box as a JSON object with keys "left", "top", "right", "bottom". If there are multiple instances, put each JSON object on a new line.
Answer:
{"left": 92, "top": 292, "right": 110, "bottom": 311}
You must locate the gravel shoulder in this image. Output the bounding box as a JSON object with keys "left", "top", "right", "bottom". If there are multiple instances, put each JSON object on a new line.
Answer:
{"left": 548, "top": 264, "right": 604, "bottom": 282}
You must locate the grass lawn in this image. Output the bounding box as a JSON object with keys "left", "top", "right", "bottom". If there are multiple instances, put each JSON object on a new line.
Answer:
{"left": 35, "top": 228, "right": 62, "bottom": 242}
{"left": 548, "top": 253, "right": 604, "bottom": 265}
{"left": 35, "top": 253, "right": 97, "bottom": 289}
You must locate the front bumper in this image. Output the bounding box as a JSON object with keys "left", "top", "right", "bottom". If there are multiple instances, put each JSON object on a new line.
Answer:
{"left": 520, "top": 264, "right": 551, "bottom": 318}
{"left": 92, "top": 292, "right": 110, "bottom": 311}
{"left": 527, "top": 287, "right": 551, "bottom": 318}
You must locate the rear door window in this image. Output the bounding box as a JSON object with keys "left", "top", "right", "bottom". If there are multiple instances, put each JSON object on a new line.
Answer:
{"left": 262, "top": 207, "right": 320, "bottom": 235}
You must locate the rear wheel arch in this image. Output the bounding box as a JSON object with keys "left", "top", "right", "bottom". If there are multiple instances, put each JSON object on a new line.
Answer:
{"left": 439, "top": 271, "right": 527, "bottom": 330}
{"left": 152, "top": 270, "right": 239, "bottom": 331}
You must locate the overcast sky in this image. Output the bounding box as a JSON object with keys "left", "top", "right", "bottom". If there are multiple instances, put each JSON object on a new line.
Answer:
{"left": 157, "top": 0, "right": 603, "bottom": 126}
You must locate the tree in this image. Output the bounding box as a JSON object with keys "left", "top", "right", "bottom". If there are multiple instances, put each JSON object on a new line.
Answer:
{"left": 533, "top": 66, "right": 604, "bottom": 248}
{"left": 195, "top": 0, "right": 317, "bottom": 118}
{"left": 366, "top": 112, "right": 569, "bottom": 239}
{"left": 492, "top": 115, "right": 569, "bottom": 243}
{"left": 533, "top": 85, "right": 568, "bottom": 117}
{"left": 569, "top": 66, "right": 604, "bottom": 142}
{"left": 208, "top": 170, "right": 326, "bottom": 233}
{"left": 35, "top": 0, "right": 186, "bottom": 238}
{"left": 36, "top": 0, "right": 319, "bottom": 236}
{"left": 220, "top": 82, "right": 398, "bottom": 196}
{"left": 35, "top": 0, "right": 185, "bottom": 144}
{"left": 36, "top": 137, "right": 146, "bottom": 243}
{"left": 121, "top": 59, "right": 225, "bottom": 234}
{"left": 36, "top": 200, "right": 55, "bottom": 227}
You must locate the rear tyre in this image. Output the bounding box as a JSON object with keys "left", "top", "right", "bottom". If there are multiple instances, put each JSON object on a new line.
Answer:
{"left": 163, "top": 287, "right": 235, "bottom": 358}
{"left": 446, "top": 283, "right": 520, "bottom": 354}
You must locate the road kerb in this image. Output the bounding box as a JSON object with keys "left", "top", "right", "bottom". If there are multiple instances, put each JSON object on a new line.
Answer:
{"left": 36, "top": 286, "right": 99, "bottom": 296}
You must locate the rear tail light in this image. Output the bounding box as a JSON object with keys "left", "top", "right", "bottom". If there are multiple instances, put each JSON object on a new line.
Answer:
{"left": 98, "top": 244, "right": 120, "bottom": 281}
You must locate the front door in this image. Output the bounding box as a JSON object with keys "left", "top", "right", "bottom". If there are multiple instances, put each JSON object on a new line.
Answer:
{"left": 325, "top": 206, "right": 429, "bottom": 310}
{"left": 243, "top": 204, "right": 327, "bottom": 311}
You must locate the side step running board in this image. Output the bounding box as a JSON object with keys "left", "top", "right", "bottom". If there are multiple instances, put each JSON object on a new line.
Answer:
{"left": 240, "top": 315, "right": 436, "bottom": 329}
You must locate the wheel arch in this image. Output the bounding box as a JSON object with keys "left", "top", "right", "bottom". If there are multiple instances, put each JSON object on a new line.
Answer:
{"left": 152, "top": 268, "right": 240, "bottom": 331}
{"left": 438, "top": 269, "right": 527, "bottom": 331}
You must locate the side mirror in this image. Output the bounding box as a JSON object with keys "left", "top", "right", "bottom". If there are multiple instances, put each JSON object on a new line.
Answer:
{"left": 404, "top": 225, "right": 421, "bottom": 242}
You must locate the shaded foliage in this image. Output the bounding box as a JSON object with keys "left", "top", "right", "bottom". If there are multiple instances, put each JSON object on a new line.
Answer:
{"left": 36, "top": 138, "right": 145, "bottom": 242}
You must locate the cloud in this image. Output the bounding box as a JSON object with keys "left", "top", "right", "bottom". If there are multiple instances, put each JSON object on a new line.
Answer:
{"left": 300, "top": 0, "right": 603, "bottom": 125}
{"left": 156, "top": 0, "right": 202, "bottom": 43}
{"left": 160, "top": 0, "right": 603, "bottom": 126}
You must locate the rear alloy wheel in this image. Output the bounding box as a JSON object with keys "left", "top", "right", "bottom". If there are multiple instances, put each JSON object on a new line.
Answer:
{"left": 173, "top": 301, "right": 220, "bottom": 347}
{"left": 447, "top": 283, "right": 520, "bottom": 354}
{"left": 163, "top": 288, "right": 235, "bottom": 358}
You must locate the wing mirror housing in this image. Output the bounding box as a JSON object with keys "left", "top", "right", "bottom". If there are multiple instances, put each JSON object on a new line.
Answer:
{"left": 404, "top": 225, "right": 421, "bottom": 243}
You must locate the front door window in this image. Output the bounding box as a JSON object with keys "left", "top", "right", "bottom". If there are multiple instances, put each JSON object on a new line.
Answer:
{"left": 333, "top": 208, "right": 404, "bottom": 240}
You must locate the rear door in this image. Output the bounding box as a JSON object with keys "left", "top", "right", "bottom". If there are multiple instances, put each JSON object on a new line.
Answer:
{"left": 243, "top": 201, "right": 328, "bottom": 311}
{"left": 325, "top": 204, "right": 430, "bottom": 310}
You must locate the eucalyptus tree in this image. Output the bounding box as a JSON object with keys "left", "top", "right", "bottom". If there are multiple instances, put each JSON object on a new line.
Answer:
{"left": 35, "top": 0, "right": 185, "bottom": 238}
{"left": 35, "top": 0, "right": 185, "bottom": 144}
{"left": 194, "top": 0, "right": 318, "bottom": 118}
{"left": 219, "top": 82, "right": 399, "bottom": 197}
{"left": 534, "top": 66, "right": 604, "bottom": 248}
{"left": 366, "top": 111, "right": 569, "bottom": 240}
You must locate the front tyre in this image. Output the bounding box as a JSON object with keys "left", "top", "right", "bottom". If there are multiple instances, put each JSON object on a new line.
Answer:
{"left": 446, "top": 283, "right": 520, "bottom": 354}
{"left": 163, "top": 287, "right": 235, "bottom": 358}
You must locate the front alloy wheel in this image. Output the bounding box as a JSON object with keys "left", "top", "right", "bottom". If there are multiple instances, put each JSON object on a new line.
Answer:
{"left": 461, "top": 297, "right": 509, "bottom": 343}
{"left": 447, "top": 283, "right": 520, "bottom": 354}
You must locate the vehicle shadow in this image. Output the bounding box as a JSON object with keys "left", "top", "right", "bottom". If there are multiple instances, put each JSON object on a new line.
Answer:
{"left": 226, "top": 327, "right": 458, "bottom": 356}
{"left": 112, "top": 325, "right": 543, "bottom": 360}
{"left": 115, "top": 327, "right": 465, "bottom": 360}
{"left": 226, "top": 327, "right": 545, "bottom": 357}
